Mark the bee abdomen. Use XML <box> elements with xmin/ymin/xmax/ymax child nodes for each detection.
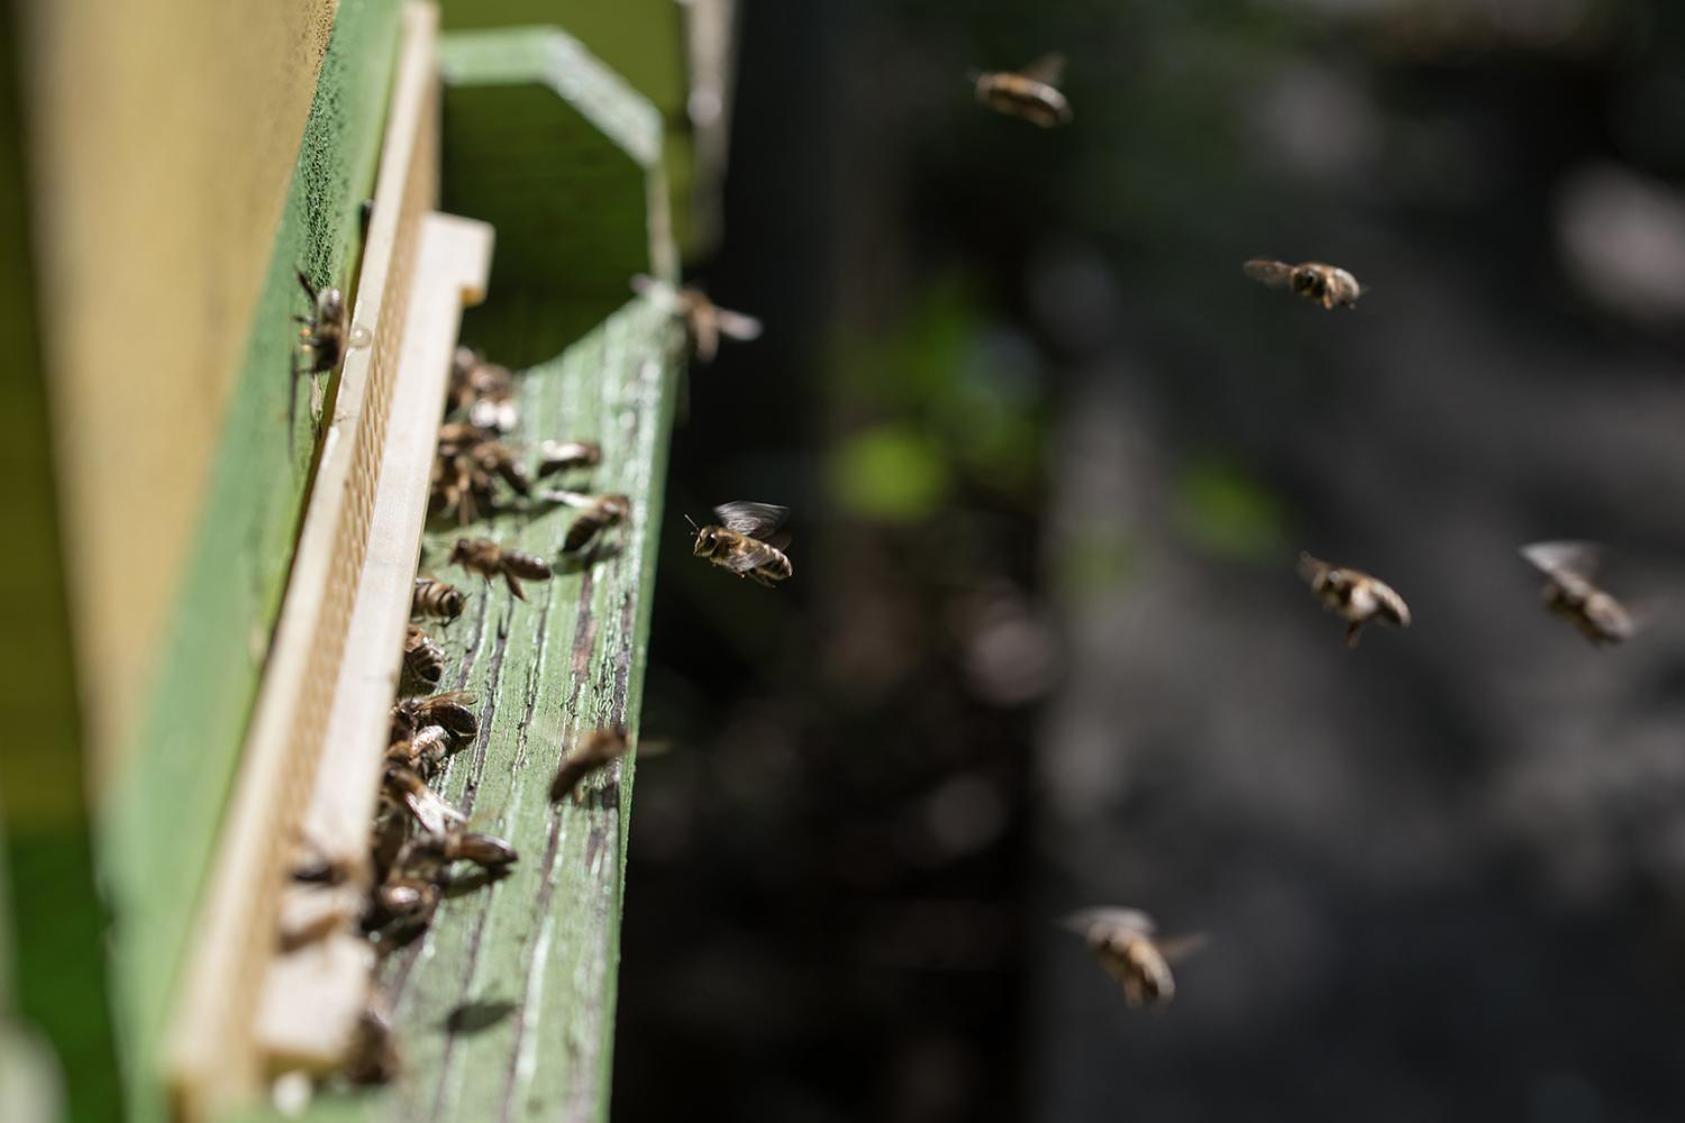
<box><xmin>502</xmin><ymin>550</ymin><xmax>552</xmax><ymax>580</ymax></box>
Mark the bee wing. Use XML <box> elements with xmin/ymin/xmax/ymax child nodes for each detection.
<box><xmin>1370</xmin><ymin>579</ymin><xmax>1411</xmax><ymax>627</ymax></box>
<box><xmin>1296</xmin><ymin>551</ymin><xmax>1329</xmax><ymax>586</ymax></box>
<box><xmin>1520</xmin><ymin>540</ymin><xmax>1602</xmax><ymax>580</ymax></box>
<box><xmin>1017</xmin><ymin>51</ymin><xmax>1067</xmax><ymax>86</ymax></box>
<box><xmin>721</xmin><ymin>540</ymin><xmax>784</xmax><ymax>575</ymax></box>
<box><xmin>1244</xmin><ymin>259</ymin><xmax>1295</xmax><ymax>289</ymax></box>
<box><xmin>713</xmin><ymin>501</ymin><xmax>790</xmax><ymax>541</ymax></box>
<box><xmin>763</xmin><ymin>529</ymin><xmax>794</xmax><ymax>552</ymax></box>
<box><xmin>1061</xmin><ymin>907</ymin><xmax>1156</xmax><ymax>939</ymax></box>
<box><xmin>713</xmin><ymin>308</ymin><xmax>763</xmax><ymax>342</ymax></box>
<box><xmin>347</xmin><ymin>324</ymin><xmax>373</xmax><ymax>350</ymax></box>
<box><xmin>1155</xmin><ymin>932</ymin><xmax>1210</xmax><ymax>964</ymax></box>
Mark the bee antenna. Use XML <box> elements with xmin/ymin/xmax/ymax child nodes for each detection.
<box><xmin>683</xmin><ymin>514</ymin><xmax>699</xmax><ymax>535</ymax></box>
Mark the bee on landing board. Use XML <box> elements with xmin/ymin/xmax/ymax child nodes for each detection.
<box><xmin>390</xmin><ymin>690</ymin><xmax>478</xmax><ymax>746</ymax></box>
<box><xmin>1520</xmin><ymin>541</ymin><xmax>1636</xmax><ymax>646</ymax></box>
<box><xmin>549</xmin><ymin>726</ymin><xmax>633</xmax><ymax>803</ymax></box>
<box><xmin>972</xmin><ymin>53</ymin><xmax>1073</xmax><ymax>128</ymax></box>
<box><xmin>536</xmin><ymin>439</ymin><xmax>602</xmax><ymax>479</ymax></box>
<box><xmin>447</xmin><ymin>346</ymin><xmax>519</xmax><ymax>432</ymax></box>
<box><xmin>631</xmin><ymin>275</ymin><xmax>763</xmax><ymax>363</ymax></box>
<box><xmin>1064</xmin><ymin>908</ymin><xmax>1206</xmax><ymax>1008</ymax></box>
<box><xmin>689</xmin><ymin>502</ymin><xmax>794</xmax><ymax>588</ymax></box>
<box><xmin>541</xmin><ymin>491</ymin><xmax>632</xmax><ymax>555</ymax></box>
<box><xmin>401</xmin><ymin>624</ymin><xmax>445</xmax><ymax>688</ymax></box>
<box><xmin>1298</xmin><ymin>552</ymin><xmax>1410</xmax><ymax>647</ymax></box>
<box><xmin>411</xmin><ymin>577</ymin><xmax>465</xmax><ymax>622</ymax></box>
<box><xmin>449</xmin><ymin>537</ymin><xmax>552</xmax><ymax>600</ymax></box>
<box><xmin>1243</xmin><ymin>259</ymin><xmax>1363</xmax><ymax>309</ymax></box>
<box><xmin>381</xmin><ymin>763</ymin><xmax>467</xmax><ymax>837</ymax></box>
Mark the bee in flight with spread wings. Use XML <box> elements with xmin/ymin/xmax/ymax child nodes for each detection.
<box><xmin>1243</xmin><ymin>258</ymin><xmax>1363</xmax><ymax>310</ymax></box>
<box><xmin>631</xmin><ymin>275</ymin><xmax>763</xmax><ymax>364</ymax></box>
<box><xmin>973</xmin><ymin>53</ymin><xmax>1073</xmax><ymax>128</ymax></box>
<box><xmin>1063</xmin><ymin>907</ymin><xmax>1206</xmax><ymax>1008</ymax></box>
<box><xmin>689</xmin><ymin>502</ymin><xmax>794</xmax><ymax>588</ymax></box>
<box><xmin>1298</xmin><ymin>552</ymin><xmax>1410</xmax><ymax>648</ymax></box>
<box><xmin>1519</xmin><ymin>541</ymin><xmax>1637</xmax><ymax>646</ymax></box>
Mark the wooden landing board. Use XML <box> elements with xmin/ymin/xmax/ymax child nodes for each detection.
<box><xmin>258</xmin><ymin>210</ymin><xmax>493</xmax><ymax>1075</ymax></box>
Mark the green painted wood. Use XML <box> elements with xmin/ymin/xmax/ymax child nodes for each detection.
<box><xmin>437</xmin><ymin>1</ymin><xmax>696</xmax><ymax>253</ymax></box>
<box><xmin>0</xmin><ymin>0</ymin><xmax>123</xmax><ymax>1117</ymax></box>
<box><xmin>439</xmin><ymin>27</ymin><xmax>673</xmax><ymax>366</ymax></box>
<box><xmin>101</xmin><ymin>3</ymin><xmax>403</xmax><ymax>1119</ymax></box>
<box><xmin>375</xmin><ymin>296</ymin><xmax>675</xmax><ymax>1122</ymax></box>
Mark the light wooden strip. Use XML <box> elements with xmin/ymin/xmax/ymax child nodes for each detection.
<box><xmin>255</xmin><ymin>212</ymin><xmax>493</xmax><ymax>1074</ymax></box>
<box><xmin>163</xmin><ymin>4</ymin><xmax>440</xmax><ymax>1118</ymax></box>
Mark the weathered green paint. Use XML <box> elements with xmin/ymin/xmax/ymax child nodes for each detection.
<box><xmin>0</xmin><ymin>0</ymin><xmax>123</xmax><ymax>1116</ymax></box>
<box><xmin>437</xmin><ymin>0</ymin><xmax>695</xmax><ymax>252</ymax></box>
<box><xmin>101</xmin><ymin>3</ymin><xmax>403</xmax><ymax>1118</ymax></box>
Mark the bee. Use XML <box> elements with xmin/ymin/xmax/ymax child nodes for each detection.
<box><xmin>1520</xmin><ymin>541</ymin><xmax>1636</xmax><ymax>646</ymax></box>
<box><xmin>542</xmin><ymin>491</ymin><xmax>632</xmax><ymax>555</ymax></box>
<box><xmin>1243</xmin><ymin>258</ymin><xmax>1363</xmax><ymax>310</ymax></box>
<box><xmin>406</xmin><ymin>827</ymin><xmax>519</xmax><ymax>871</ymax></box>
<box><xmin>401</xmin><ymin>624</ymin><xmax>446</xmax><ymax>688</ymax></box>
<box><xmin>385</xmin><ymin>724</ymin><xmax>455</xmax><ymax>777</ymax></box>
<box><xmin>632</xmin><ymin>275</ymin><xmax>763</xmax><ymax>363</ymax></box>
<box><xmin>382</xmin><ymin>763</ymin><xmax>467</xmax><ymax>836</ymax></box>
<box><xmin>344</xmin><ymin>1004</ymin><xmax>402</xmax><ymax>1085</ymax></box>
<box><xmin>1298</xmin><ymin>552</ymin><xmax>1409</xmax><ymax>648</ymax></box>
<box><xmin>449</xmin><ymin>537</ymin><xmax>553</xmax><ymax>600</ymax></box>
<box><xmin>689</xmin><ymin>501</ymin><xmax>794</xmax><ymax>587</ymax></box>
<box><xmin>536</xmin><ymin>439</ymin><xmax>602</xmax><ymax>479</ymax></box>
<box><xmin>549</xmin><ymin>726</ymin><xmax>633</xmax><ymax>802</ymax></box>
<box><xmin>412</xmin><ymin>577</ymin><xmax>465</xmax><ymax>622</ymax></box>
<box><xmin>293</xmin><ymin>269</ymin><xmax>370</xmax><ymax>374</ymax></box>
<box><xmin>447</xmin><ymin>347</ymin><xmax>519</xmax><ymax>432</ymax></box>
<box><xmin>390</xmin><ymin>691</ymin><xmax>479</xmax><ymax>746</ymax></box>
<box><xmin>972</xmin><ymin>53</ymin><xmax>1073</xmax><ymax>128</ymax></box>
<box><xmin>1064</xmin><ymin>908</ymin><xmax>1205</xmax><ymax>1008</ymax></box>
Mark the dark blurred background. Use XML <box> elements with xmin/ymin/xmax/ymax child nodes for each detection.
<box><xmin>617</xmin><ymin>1</ymin><xmax>1685</xmax><ymax>1119</ymax></box>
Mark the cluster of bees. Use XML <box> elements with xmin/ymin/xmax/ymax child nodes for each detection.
<box><xmin>975</xmin><ymin>55</ymin><xmax>1643</xmax><ymax>1006</ymax></box>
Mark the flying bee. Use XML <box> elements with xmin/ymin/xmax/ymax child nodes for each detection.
<box><xmin>1298</xmin><ymin>552</ymin><xmax>1410</xmax><ymax>648</ymax></box>
<box><xmin>972</xmin><ymin>53</ymin><xmax>1073</xmax><ymax>128</ymax></box>
<box><xmin>412</xmin><ymin>577</ymin><xmax>465</xmax><ymax>622</ymax></box>
<box><xmin>449</xmin><ymin>537</ymin><xmax>553</xmax><ymax>600</ymax></box>
<box><xmin>689</xmin><ymin>501</ymin><xmax>794</xmax><ymax>587</ymax></box>
<box><xmin>447</xmin><ymin>347</ymin><xmax>519</xmax><ymax>432</ymax></box>
<box><xmin>631</xmin><ymin>275</ymin><xmax>763</xmax><ymax>363</ymax></box>
<box><xmin>381</xmin><ymin>763</ymin><xmax>467</xmax><ymax>836</ymax></box>
<box><xmin>536</xmin><ymin>439</ymin><xmax>602</xmax><ymax>479</ymax></box>
<box><xmin>549</xmin><ymin>726</ymin><xmax>633</xmax><ymax>802</ymax></box>
<box><xmin>1063</xmin><ymin>908</ymin><xmax>1206</xmax><ymax>1008</ymax></box>
<box><xmin>545</xmin><ymin>491</ymin><xmax>632</xmax><ymax>555</ymax></box>
<box><xmin>391</xmin><ymin>690</ymin><xmax>479</xmax><ymax>745</ymax></box>
<box><xmin>401</xmin><ymin>624</ymin><xmax>445</xmax><ymax>688</ymax></box>
<box><xmin>1520</xmin><ymin>541</ymin><xmax>1636</xmax><ymax>646</ymax></box>
<box><xmin>1243</xmin><ymin>258</ymin><xmax>1363</xmax><ymax>310</ymax></box>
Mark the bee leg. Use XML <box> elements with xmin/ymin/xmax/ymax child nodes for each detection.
<box><xmin>1345</xmin><ymin>622</ymin><xmax>1363</xmax><ymax>648</ymax></box>
<box><xmin>504</xmin><ymin>572</ymin><xmax>526</xmax><ymax>601</ymax></box>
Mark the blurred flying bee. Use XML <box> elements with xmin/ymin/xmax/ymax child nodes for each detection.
<box><xmin>412</xmin><ymin>577</ymin><xmax>465</xmax><ymax>622</ymax></box>
<box><xmin>1520</xmin><ymin>541</ymin><xmax>1636</xmax><ymax>646</ymax></box>
<box><xmin>447</xmin><ymin>346</ymin><xmax>519</xmax><ymax>432</ymax></box>
<box><xmin>391</xmin><ymin>690</ymin><xmax>479</xmax><ymax>746</ymax></box>
<box><xmin>632</xmin><ymin>275</ymin><xmax>763</xmax><ymax>363</ymax></box>
<box><xmin>549</xmin><ymin>726</ymin><xmax>633</xmax><ymax>802</ymax></box>
<box><xmin>536</xmin><ymin>439</ymin><xmax>602</xmax><ymax>479</ymax></box>
<box><xmin>972</xmin><ymin>53</ymin><xmax>1073</xmax><ymax>128</ymax></box>
<box><xmin>689</xmin><ymin>501</ymin><xmax>794</xmax><ymax>587</ymax></box>
<box><xmin>449</xmin><ymin>537</ymin><xmax>553</xmax><ymax>600</ymax></box>
<box><xmin>545</xmin><ymin>491</ymin><xmax>632</xmax><ymax>555</ymax></box>
<box><xmin>1298</xmin><ymin>552</ymin><xmax>1410</xmax><ymax>648</ymax></box>
<box><xmin>401</xmin><ymin>625</ymin><xmax>445</xmax><ymax>688</ymax></box>
<box><xmin>382</xmin><ymin>763</ymin><xmax>467</xmax><ymax>836</ymax></box>
<box><xmin>1243</xmin><ymin>259</ymin><xmax>1363</xmax><ymax>310</ymax></box>
<box><xmin>1063</xmin><ymin>907</ymin><xmax>1206</xmax><ymax>1008</ymax></box>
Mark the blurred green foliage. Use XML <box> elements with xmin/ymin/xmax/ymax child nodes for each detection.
<box><xmin>1173</xmin><ymin>455</ymin><xmax>1287</xmax><ymax>560</ymax></box>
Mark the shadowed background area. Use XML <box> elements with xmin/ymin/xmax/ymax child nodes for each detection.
<box><xmin>619</xmin><ymin>1</ymin><xmax>1685</xmax><ymax>1120</ymax></box>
